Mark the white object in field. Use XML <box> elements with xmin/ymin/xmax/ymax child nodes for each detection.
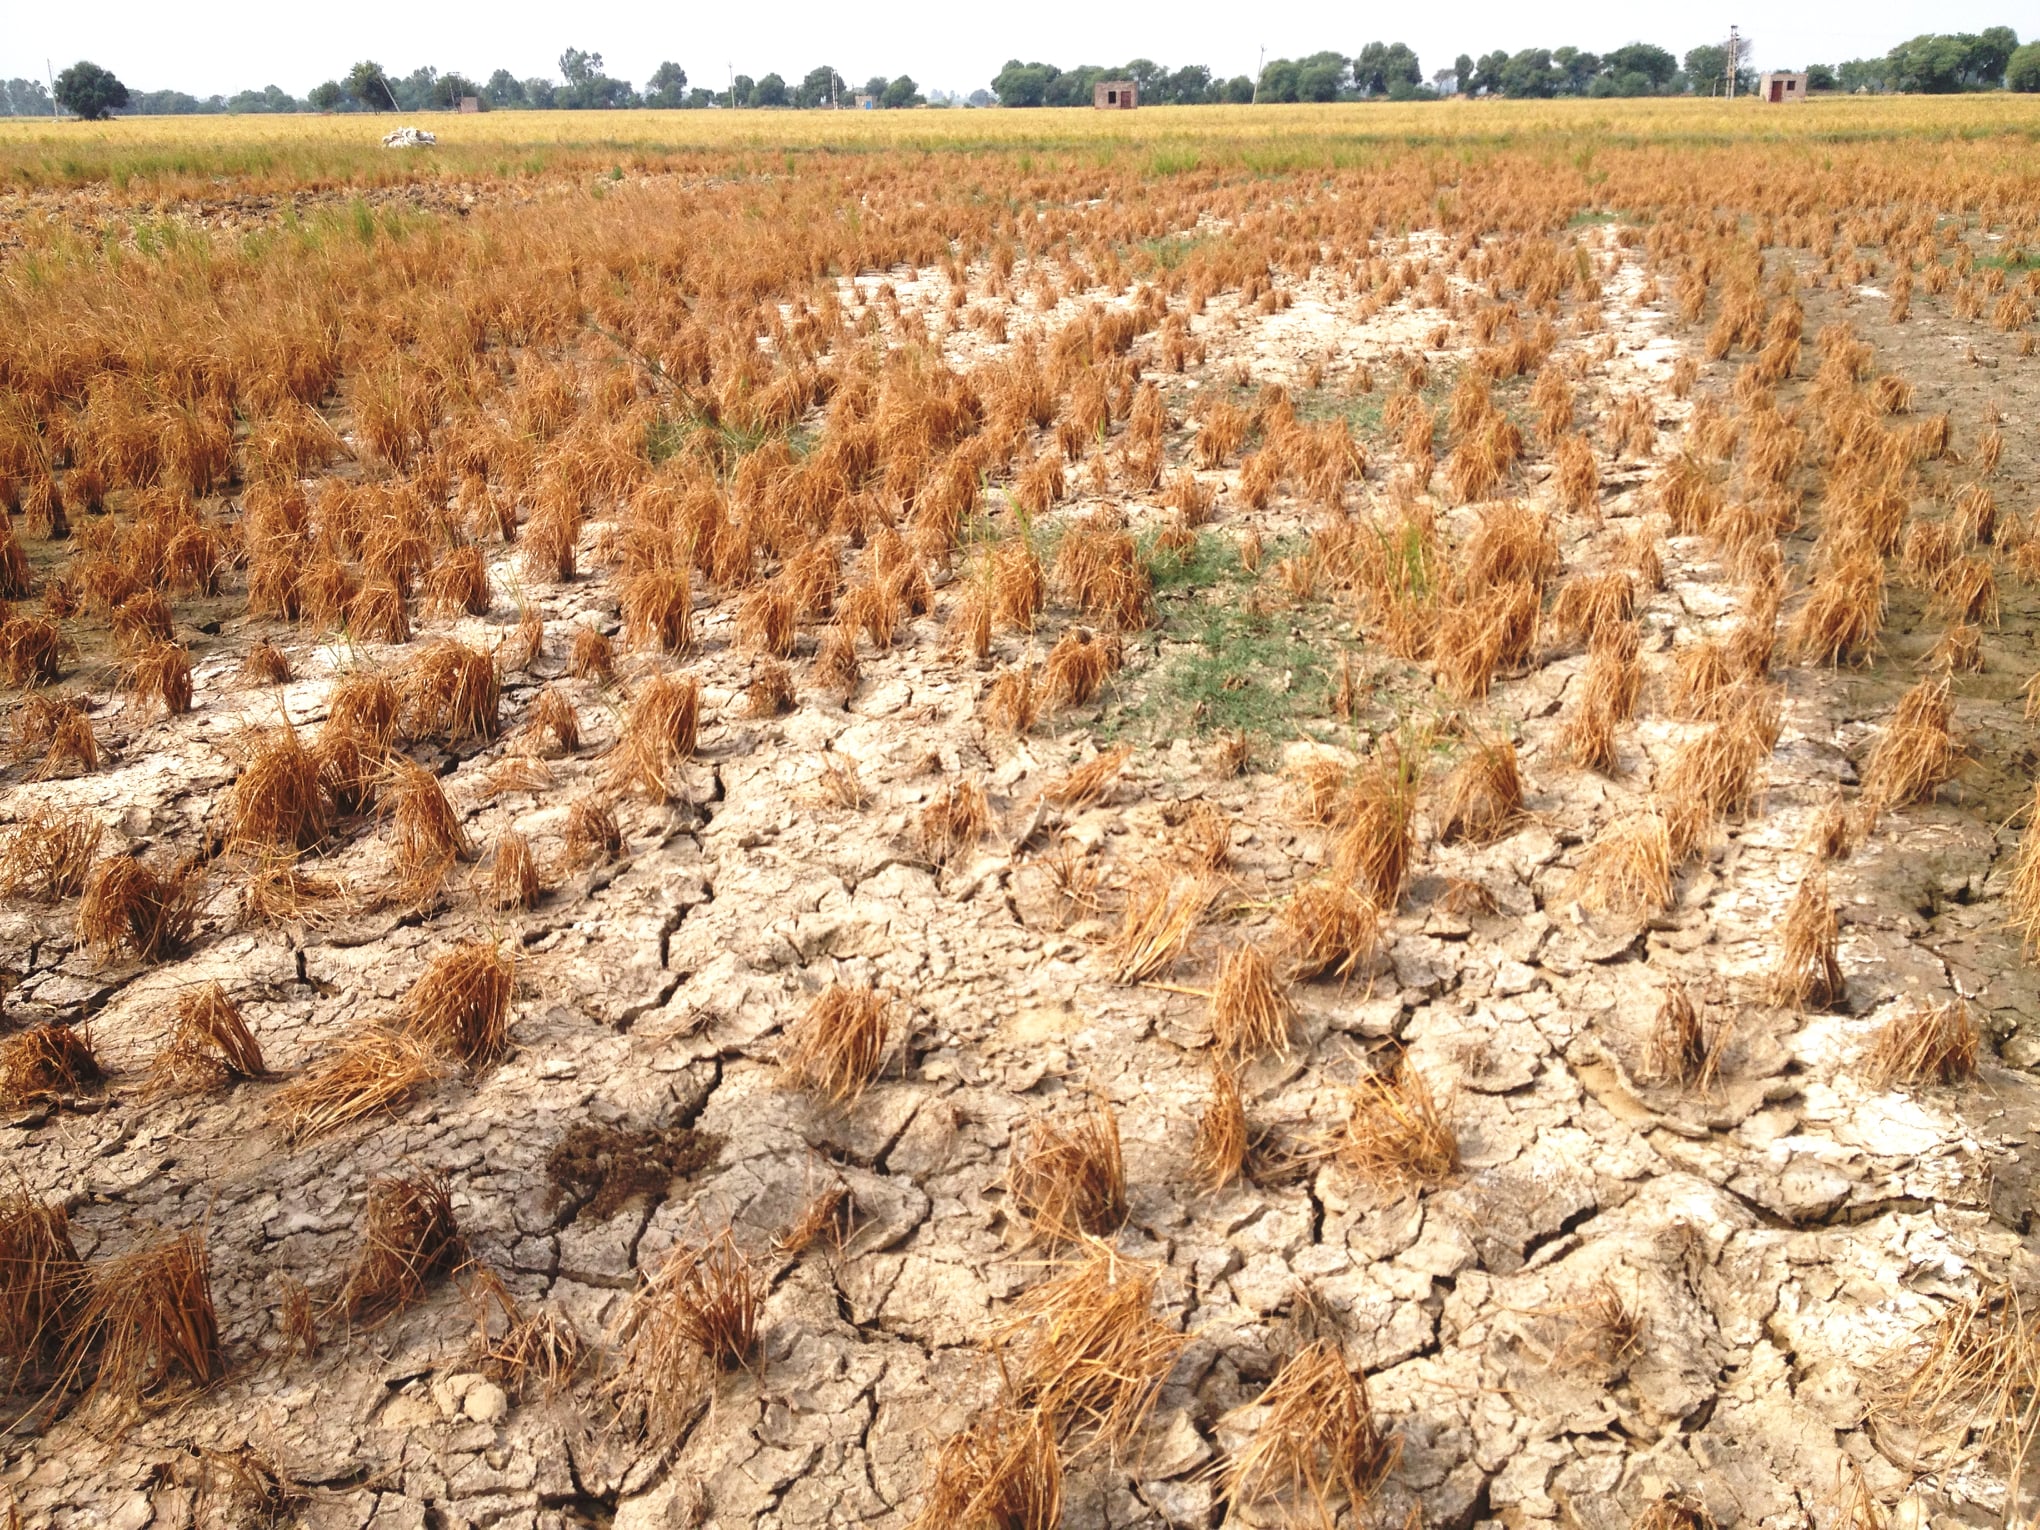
<box><xmin>381</xmin><ymin>126</ymin><xmax>438</xmax><ymax>148</ymax></box>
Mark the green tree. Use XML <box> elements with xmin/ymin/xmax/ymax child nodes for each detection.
<box><xmin>393</xmin><ymin>66</ymin><xmax>439</xmax><ymax>111</ymax></box>
<box><xmin>1970</xmin><ymin>27</ymin><xmax>2019</xmax><ymax>85</ymax></box>
<box><xmin>1257</xmin><ymin>59</ymin><xmax>1301</xmax><ymax>102</ymax></box>
<box><xmin>1123</xmin><ymin>59</ymin><xmax>1166</xmax><ymax>98</ymax></box>
<box><xmin>1683</xmin><ymin>44</ymin><xmax>1727</xmax><ymax>93</ymax></box>
<box><xmin>644</xmin><ymin>63</ymin><xmax>688</xmax><ymax>108</ymax></box>
<box><xmin>1498</xmin><ymin>49</ymin><xmax>1559</xmax><ymax>97</ymax></box>
<box><xmin>485</xmin><ymin>70</ymin><xmax>525</xmax><ymax>107</ymax></box>
<box><xmin>796</xmin><ymin>66</ymin><xmax>846</xmax><ymax>107</ymax></box>
<box><xmin>229</xmin><ymin>84</ymin><xmax>301</xmax><ymax>113</ymax></box>
<box><xmin>1354</xmin><ymin>41</ymin><xmax>1421</xmax><ymax>97</ymax></box>
<box><xmin>1297</xmin><ymin>51</ymin><xmax>1347</xmax><ymax>100</ymax></box>
<box><xmin>2009</xmin><ymin>41</ymin><xmax>2040</xmax><ymax>91</ymax></box>
<box><xmin>1221</xmin><ymin>74</ymin><xmax>1254</xmax><ymax>103</ymax></box>
<box><xmin>992</xmin><ymin>60</ymin><xmax>1056</xmax><ymax>107</ymax></box>
<box><xmin>1605</xmin><ymin>43</ymin><xmax>1677</xmax><ymax>90</ymax></box>
<box><xmin>345</xmin><ymin>61</ymin><xmax>397</xmax><ymax>111</ymax></box>
<box><xmin>1161</xmin><ymin>64</ymin><xmax>1214</xmax><ymax>103</ymax></box>
<box><xmin>1887</xmin><ymin>34</ymin><xmax>1971</xmax><ymax>92</ymax></box>
<box><xmin>555</xmin><ymin>48</ymin><xmax>634</xmax><ymax>107</ymax></box>
<box><xmin>1452</xmin><ymin>54</ymin><xmax>1475</xmax><ymax>94</ymax></box>
<box><xmin>308</xmin><ymin>80</ymin><xmax>345</xmax><ymax>112</ymax></box>
<box><xmin>2</xmin><ymin>78</ymin><xmax>53</xmax><ymax>116</ymax></box>
<box><xmin>1551</xmin><ymin>47</ymin><xmax>1601</xmax><ymax>94</ymax></box>
<box><xmin>881</xmin><ymin>75</ymin><xmax>921</xmax><ymax>108</ymax></box>
<box><xmin>732</xmin><ymin>74</ymin><xmax>756</xmax><ymax>106</ymax></box>
<box><xmin>54</xmin><ymin>60</ymin><xmax>129</xmax><ymax>120</ymax></box>
<box><xmin>752</xmin><ymin>73</ymin><xmax>788</xmax><ymax>107</ymax></box>
<box><xmin>1470</xmin><ymin>51</ymin><xmax>1508</xmax><ymax>96</ymax></box>
<box><xmin>1805</xmin><ymin>63</ymin><xmax>1838</xmax><ymax>91</ymax></box>
<box><xmin>1044</xmin><ymin>66</ymin><xmax>1104</xmax><ymax>106</ymax></box>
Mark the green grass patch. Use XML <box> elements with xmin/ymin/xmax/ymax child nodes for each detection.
<box><xmin>646</xmin><ymin>410</ymin><xmax>811</xmax><ymax>471</ymax></box>
<box><xmin>1143</xmin><ymin>528</ymin><xmax>1240</xmax><ymax>592</ymax></box>
<box><xmin>1113</xmin><ymin>601</ymin><xmax>1338</xmax><ymax>738</ymax></box>
<box><xmin>1137</xmin><ymin>231</ymin><xmax>1213</xmax><ymax>269</ymax></box>
<box><xmin>1092</xmin><ymin>528</ymin><xmax>1350</xmax><ymax>741</ymax></box>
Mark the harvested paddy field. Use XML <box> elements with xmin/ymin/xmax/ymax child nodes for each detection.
<box><xmin>3</xmin><ymin>98</ymin><xmax>2040</xmax><ymax>1530</ymax></box>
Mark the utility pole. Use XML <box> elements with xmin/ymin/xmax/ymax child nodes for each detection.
<box><xmin>727</xmin><ymin>63</ymin><xmax>735</xmax><ymax>110</ymax></box>
<box><xmin>1252</xmin><ymin>45</ymin><xmax>1264</xmax><ymax>103</ymax></box>
<box><xmin>1726</xmin><ymin>26</ymin><xmax>1740</xmax><ymax>100</ymax></box>
<box><xmin>47</xmin><ymin>59</ymin><xmax>59</xmax><ymax>118</ymax></box>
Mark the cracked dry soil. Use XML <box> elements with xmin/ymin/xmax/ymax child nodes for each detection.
<box><xmin>3</xmin><ymin>158</ymin><xmax>2040</xmax><ymax>1530</ymax></box>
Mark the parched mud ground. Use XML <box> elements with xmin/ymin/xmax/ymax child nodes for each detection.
<box><xmin>3</xmin><ymin>191</ymin><xmax>2039</xmax><ymax>1530</ymax></box>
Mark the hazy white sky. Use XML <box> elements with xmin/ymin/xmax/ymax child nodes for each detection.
<box><xmin>4</xmin><ymin>0</ymin><xmax>2017</xmax><ymax>98</ymax></box>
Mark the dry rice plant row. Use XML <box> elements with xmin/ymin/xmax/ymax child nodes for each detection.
<box><xmin>55</xmin><ymin>1231</ymin><xmax>223</xmax><ymax>1425</ymax></box>
<box><xmin>1109</xmin><ymin>870</ymin><xmax>1215</xmax><ymax>984</ymax></box>
<box><xmin>337</xmin><ymin>1173</ymin><xmax>465</xmax><ymax>1326</ymax></box>
<box><xmin>1865</xmin><ymin>999</ymin><xmax>1979</xmax><ymax>1088</ymax></box>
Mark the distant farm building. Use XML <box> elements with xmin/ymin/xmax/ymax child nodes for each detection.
<box><xmin>1758</xmin><ymin>71</ymin><xmax>1808</xmax><ymax>103</ymax></box>
<box><xmin>458</xmin><ymin>96</ymin><xmax>481</xmax><ymax>114</ymax></box>
<box><xmin>854</xmin><ymin>93</ymin><xmax>877</xmax><ymax>110</ymax></box>
<box><xmin>1094</xmin><ymin>80</ymin><xmax>1137</xmax><ymax>109</ymax></box>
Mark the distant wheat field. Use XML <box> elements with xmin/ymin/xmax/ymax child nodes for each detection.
<box><xmin>5</xmin><ymin>94</ymin><xmax>2040</xmax><ymax>197</ymax></box>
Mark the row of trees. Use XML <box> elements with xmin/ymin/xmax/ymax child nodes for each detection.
<box><xmin>0</xmin><ymin>77</ymin><xmax>52</xmax><ymax>116</ymax></box>
<box><xmin>989</xmin><ymin>46</ymin><xmax>1714</xmax><ymax>104</ymax></box>
<box><xmin>12</xmin><ymin>28</ymin><xmax>2040</xmax><ymax>120</ymax></box>
<box><xmin>0</xmin><ymin>54</ymin><xmax>929</xmax><ymax>119</ymax></box>
<box><xmin>998</xmin><ymin>30</ymin><xmax>2040</xmax><ymax>104</ymax></box>
<box><xmin>1828</xmin><ymin>31</ymin><xmax>2035</xmax><ymax>93</ymax></box>
<box><xmin>1452</xmin><ymin>45</ymin><xmax>1730</xmax><ymax>99</ymax></box>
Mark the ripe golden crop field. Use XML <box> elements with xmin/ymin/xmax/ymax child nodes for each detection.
<box><xmin>5</xmin><ymin>93</ymin><xmax>2040</xmax><ymax>198</ymax></box>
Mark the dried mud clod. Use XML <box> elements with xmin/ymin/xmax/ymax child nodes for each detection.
<box><xmin>544</xmin><ymin>1122</ymin><xmax>723</xmax><ymax>1223</ymax></box>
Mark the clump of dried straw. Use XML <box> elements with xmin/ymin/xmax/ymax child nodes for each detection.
<box><xmin>1279</xmin><ymin>880</ymin><xmax>1379</xmax><ymax>982</ymax></box>
<box><xmin>781</xmin><ymin>983</ymin><xmax>894</xmax><ymax>1103</ymax></box>
<box><xmin>77</xmin><ymin>855</ymin><xmax>198</xmax><ymax>963</ymax></box>
<box><xmin>1209</xmin><ymin>942</ymin><xmax>1292</xmax><ymax>1061</ymax></box>
<box><xmin>1340</xmin><ymin>1054</ymin><xmax>1458</xmax><ymax>1195</ymax></box>
<box><xmin>1865</xmin><ymin>999</ymin><xmax>1979</xmax><ymax>1088</ymax></box>
<box><xmin>58</xmin><ymin>1230</ymin><xmax>223</xmax><ymax>1424</ymax></box>
<box><xmin>338</xmin><ymin>1172</ymin><xmax>466</xmax><ymax>1325</ymax></box>
<box><xmin>1008</xmin><ymin>1103</ymin><xmax>1128</xmax><ymax>1243</ymax></box>
<box><xmin>0</xmin><ymin>808</ymin><xmax>102</xmax><ymax>901</ymax></box>
<box><xmin>1193</xmin><ymin>1063</ymin><xmax>1248</xmax><ymax>1193</ymax></box>
<box><xmin>986</xmin><ymin>1240</ymin><xmax>1187</xmax><ymax>1448</ymax></box>
<box><xmin>145</xmin><ymin>982</ymin><xmax>265</xmax><ymax>1097</ymax></box>
<box><xmin>403</xmin><ymin>942</ymin><xmax>514</xmax><ymax>1069</ymax></box>
<box><xmin>268</xmin><ymin>1027</ymin><xmax>440</xmax><ymax>1144</ymax></box>
<box><xmin>1223</xmin><ymin>1338</ymin><xmax>1398</xmax><ymax>1525</ymax></box>
<box><xmin>1771</xmin><ymin>867</ymin><xmax>1844</xmax><ymax>1011</ymax></box>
